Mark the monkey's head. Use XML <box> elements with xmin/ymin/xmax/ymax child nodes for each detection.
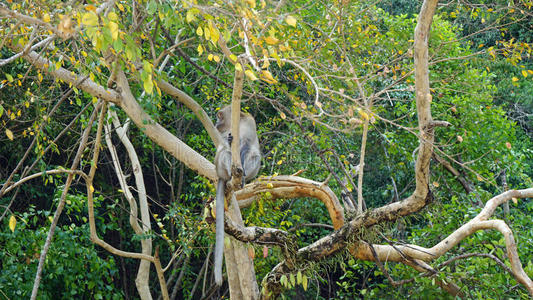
<box><xmin>215</xmin><ymin>105</ymin><xmax>254</xmax><ymax>133</ymax></box>
<box><xmin>215</xmin><ymin>106</ymin><xmax>231</xmax><ymax>133</ymax></box>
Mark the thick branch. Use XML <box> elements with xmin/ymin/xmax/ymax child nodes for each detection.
<box><xmin>224</xmin><ymin>216</ymin><xmax>289</xmax><ymax>247</ymax></box>
<box><xmin>114</xmin><ymin>68</ymin><xmax>217</xmax><ymax>180</ymax></box>
<box><xmin>23</xmin><ymin>51</ymin><xmax>120</xmax><ymax>103</ymax></box>
<box><xmin>236</xmin><ymin>175</ymin><xmax>345</xmax><ymax>230</ymax></box>
<box><xmin>18</xmin><ymin>48</ymin><xmax>216</xmax><ymax>181</ymax></box>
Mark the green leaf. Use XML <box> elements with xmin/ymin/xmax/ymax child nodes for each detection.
<box><xmin>147</xmin><ymin>0</ymin><xmax>157</xmax><ymax>15</ymax></box>
<box><xmin>280</xmin><ymin>275</ymin><xmax>287</xmax><ymax>287</ymax></box>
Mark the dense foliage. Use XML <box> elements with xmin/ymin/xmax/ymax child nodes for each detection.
<box><xmin>1</xmin><ymin>0</ymin><xmax>532</xmax><ymax>299</ymax></box>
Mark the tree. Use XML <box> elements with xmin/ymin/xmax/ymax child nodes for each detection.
<box><xmin>1</xmin><ymin>0</ymin><xmax>532</xmax><ymax>299</ymax></box>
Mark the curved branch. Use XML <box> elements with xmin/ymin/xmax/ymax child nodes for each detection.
<box><xmin>2</xmin><ymin>169</ymin><xmax>87</xmax><ymax>195</ymax></box>
<box><xmin>16</xmin><ymin>47</ymin><xmax>217</xmax><ymax>181</ymax></box>
<box><xmin>236</xmin><ymin>175</ymin><xmax>345</xmax><ymax>230</ymax></box>
<box><xmin>86</xmin><ymin>103</ymin><xmax>155</xmax><ymax>263</ymax></box>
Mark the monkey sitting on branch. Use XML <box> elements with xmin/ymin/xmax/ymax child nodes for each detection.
<box><xmin>213</xmin><ymin>105</ymin><xmax>261</xmax><ymax>286</ymax></box>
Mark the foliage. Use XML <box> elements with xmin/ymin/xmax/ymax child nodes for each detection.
<box><xmin>0</xmin><ymin>0</ymin><xmax>532</xmax><ymax>299</ymax></box>
<box><xmin>0</xmin><ymin>207</ymin><xmax>123</xmax><ymax>299</ymax></box>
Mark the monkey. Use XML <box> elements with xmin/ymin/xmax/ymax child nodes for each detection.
<box><xmin>213</xmin><ymin>105</ymin><xmax>261</xmax><ymax>286</ymax></box>
<box><xmin>216</xmin><ymin>105</ymin><xmax>261</xmax><ymax>181</ymax></box>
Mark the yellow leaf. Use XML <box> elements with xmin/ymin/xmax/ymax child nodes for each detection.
<box><xmin>208</xmin><ymin>53</ymin><xmax>213</xmax><ymax>61</ymax></box>
<box><xmin>213</xmin><ymin>55</ymin><xmax>220</xmax><ymax>63</ymax></box>
<box><xmin>5</xmin><ymin>129</ymin><xmax>14</xmax><ymax>140</ymax></box>
<box><xmin>266</xmin><ymin>183</ymin><xmax>274</xmax><ymax>188</ymax></box>
<box><xmin>280</xmin><ymin>112</ymin><xmax>286</xmax><ymax>119</ymax></box>
<box><xmin>285</xmin><ymin>15</ymin><xmax>297</xmax><ymax>27</ymax></box>
<box><xmin>246</xmin><ymin>0</ymin><xmax>256</xmax><ymax>8</ymax></box>
<box><xmin>209</xmin><ymin>24</ymin><xmax>219</xmax><ymax>43</ymax></box>
<box><xmin>229</xmin><ymin>54</ymin><xmax>238</xmax><ymax>63</ymax></box>
<box><xmin>43</xmin><ymin>13</ymin><xmax>51</xmax><ymax>23</ymax></box>
<box><xmin>82</xmin><ymin>12</ymin><xmax>98</xmax><ymax>26</ymax></box>
<box><xmin>359</xmin><ymin>110</ymin><xmax>369</xmax><ymax>120</ymax></box>
<box><xmin>521</xmin><ymin>70</ymin><xmax>528</xmax><ymax>78</ymax></box>
<box><xmin>245</xmin><ymin>69</ymin><xmax>258</xmax><ymax>81</ymax></box>
<box><xmin>204</xmin><ymin>26</ymin><xmax>210</xmax><ymax>40</ymax></box>
<box><xmin>85</xmin><ymin>4</ymin><xmax>97</xmax><ymax>12</ymax></box>
<box><xmin>89</xmin><ymin>185</ymin><xmax>95</xmax><ymax>193</ymax></box>
<box><xmin>512</xmin><ymin>197</ymin><xmax>518</xmax><ymax>204</ymax></box>
<box><xmin>262</xmin><ymin>55</ymin><xmax>270</xmax><ymax>69</ymax></box>
<box><xmin>117</xmin><ymin>3</ymin><xmax>125</xmax><ymax>11</ymax></box>
<box><xmin>9</xmin><ymin>215</ymin><xmax>16</xmax><ymax>232</ymax></box>
<box><xmin>235</xmin><ymin>63</ymin><xmax>243</xmax><ymax>72</ymax></box>
<box><xmin>260</xmin><ymin>70</ymin><xmax>277</xmax><ymax>84</ymax></box>
<box><xmin>186</xmin><ymin>9</ymin><xmax>196</xmax><ymax>23</ymax></box>
<box><xmin>196</xmin><ymin>26</ymin><xmax>203</xmax><ymax>36</ymax></box>
<box><xmin>109</xmin><ymin>21</ymin><xmax>119</xmax><ymax>40</ymax></box>
<box><xmin>197</xmin><ymin>44</ymin><xmax>203</xmax><ymax>56</ymax></box>
<box><xmin>512</xmin><ymin>77</ymin><xmax>519</xmax><ymax>82</ymax></box>
<box><xmin>277</xmin><ymin>160</ymin><xmax>283</xmax><ymax>165</ymax></box>
<box><xmin>108</xmin><ymin>12</ymin><xmax>118</xmax><ymax>21</ymax></box>
<box><xmin>265</xmin><ymin>36</ymin><xmax>279</xmax><ymax>45</ymax></box>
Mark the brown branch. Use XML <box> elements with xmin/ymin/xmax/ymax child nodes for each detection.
<box><xmin>21</xmin><ymin>50</ymin><xmax>120</xmax><ymax>103</ymax></box>
<box><xmin>236</xmin><ymin>175</ymin><xmax>345</xmax><ymax>230</ymax></box>
<box><xmin>154</xmin><ymin>248</ymin><xmax>170</xmax><ymax>300</ymax></box>
<box><xmin>224</xmin><ymin>215</ymin><xmax>289</xmax><ymax>248</ymax></box>
<box><xmin>86</xmin><ymin>103</ymin><xmax>155</xmax><ymax>262</ymax></box>
<box><xmin>433</xmin><ymin>152</ymin><xmax>475</xmax><ymax>195</ymax></box>
<box><xmin>30</xmin><ymin>101</ymin><xmax>102</xmax><ymax>300</ymax></box>
<box><xmin>0</xmin><ymin>5</ymin><xmax>63</xmax><ymax>37</ymax></box>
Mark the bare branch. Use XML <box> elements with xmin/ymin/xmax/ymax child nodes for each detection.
<box><xmin>30</xmin><ymin>101</ymin><xmax>103</xmax><ymax>300</ymax></box>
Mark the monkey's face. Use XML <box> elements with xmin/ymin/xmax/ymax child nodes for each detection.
<box><xmin>215</xmin><ymin>113</ymin><xmax>225</xmax><ymax>132</ymax></box>
<box><xmin>215</xmin><ymin>108</ymin><xmax>231</xmax><ymax>133</ymax></box>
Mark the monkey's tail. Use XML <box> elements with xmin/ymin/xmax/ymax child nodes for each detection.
<box><xmin>214</xmin><ymin>180</ymin><xmax>225</xmax><ymax>286</ymax></box>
